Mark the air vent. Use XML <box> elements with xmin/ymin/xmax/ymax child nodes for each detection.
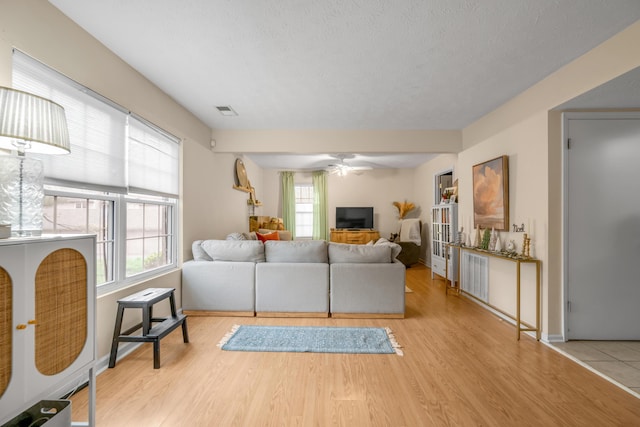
<box><xmin>215</xmin><ymin>105</ymin><xmax>238</xmax><ymax>116</ymax></box>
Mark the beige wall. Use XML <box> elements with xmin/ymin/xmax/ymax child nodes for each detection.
<box><xmin>212</xmin><ymin>129</ymin><xmax>462</xmax><ymax>154</ymax></box>
<box><xmin>459</xmin><ymin>20</ymin><xmax>640</xmax><ymax>339</ymax></box>
<box><xmin>259</xmin><ymin>168</ymin><xmax>416</xmax><ymax>241</ymax></box>
<box><xmin>0</xmin><ymin>0</ymin><xmax>213</xmax><ymax>361</ymax></box>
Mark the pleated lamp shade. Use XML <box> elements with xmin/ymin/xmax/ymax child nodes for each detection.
<box><xmin>0</xmin><ymin>86</ymin><xmax>70</xmax><ymax>154</ymax></box>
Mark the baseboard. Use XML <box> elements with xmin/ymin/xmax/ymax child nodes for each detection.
<box><xmin>256</xmin><ymin>311</ymin><xmax>329</xmax><ymax>318</ymax></box>
<box><xmin>331</xmin><ymin>313</ymin><xmax>405</xmax><ymax>319</ymax></box>
<box><xmin>543</xmin><ymin>333</ymin><xmax>565</xmax><ymax>343</ymax></box>
<box><xmin>184</xmin><ymin>310</ymin><xmax>255</xmax><ymax>317</ymax></box>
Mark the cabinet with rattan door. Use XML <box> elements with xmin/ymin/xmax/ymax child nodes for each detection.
<box><xmin>0</xmin><ymin>235</ymin><xmax>96</xmax><ymax>426</ymax></box>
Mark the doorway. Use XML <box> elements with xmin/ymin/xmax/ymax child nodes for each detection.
<box><xmin>564</xmin><ymin>112</ymin><xmax>640</xmax><ymax>340</ymax></box>
<box><xmin>434</xmin><ymin>169</ymin><xmax>453</xmax><ymax>205</ymax></box>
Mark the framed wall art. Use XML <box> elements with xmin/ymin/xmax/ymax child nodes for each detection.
<box><xmin>472</xmin><ymin>155</ymin><xmax>509</xmax><ymax>230</ymax></box>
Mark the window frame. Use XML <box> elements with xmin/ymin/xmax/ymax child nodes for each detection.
<box><xmin>294</xmin><ymin>184</ymin><xmax>314</xmax><ymax>239</ymax></box>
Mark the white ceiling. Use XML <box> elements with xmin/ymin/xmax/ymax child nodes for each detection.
<box><xmin>48</xmin><ymin>0</ymin><xmax>640</xmax><ymax>169</ymax></box>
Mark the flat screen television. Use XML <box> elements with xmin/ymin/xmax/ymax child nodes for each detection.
<box><xmin>336</xmin><ymin>207</ymin><xmax>374</xmax><ymax>229</ymax></box>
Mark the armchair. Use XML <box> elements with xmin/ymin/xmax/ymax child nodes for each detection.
<box><xmin>396</xmin><ymin>219</ymin><xmax>422</xmax><ymax>266</ymax></box>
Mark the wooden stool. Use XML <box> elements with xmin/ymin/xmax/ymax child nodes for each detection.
<box><xmin>108</xmin><ymin>287</ymin><xmax>189</xmax><ymax>369</ymax></box>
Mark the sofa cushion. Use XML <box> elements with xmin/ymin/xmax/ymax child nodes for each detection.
<box><xmin>256</xmin><ymin>231</ymin><xmax>280</xmax><ymax>242</ymax></box>
<box><xmin>328</xmin><ymin>242</ymin><xmax>393</xmax><ymax>264</ymax></box>
<box><xmin>200</xmin><ymin>240</ymin><xmax>265</xmax><ymax>262</ymax></box>
<box><xmin>192</xmin><ymin>240</ymin><xmax>212</xmax><ymax>261</ymax></box>
<box><xmin>374</xmin><ymin>238</ymin><xmax>402</xmax><ymax>260</ymax></box>
<box><xmin>264</xmin><ymin>240</ymin><xmax>328</xmax><ymax>263</ymax></box>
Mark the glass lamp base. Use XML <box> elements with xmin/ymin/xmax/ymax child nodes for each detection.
<box><xmin>0</xmin><ymin>155</ymin><xmax>44</xmax><ymax>237</ymax></box>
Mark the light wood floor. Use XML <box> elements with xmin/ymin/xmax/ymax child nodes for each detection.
<box><xmin>71</xmin><ymin>264</ymin><xmax>640</xmax><ymax>426</ymax></box>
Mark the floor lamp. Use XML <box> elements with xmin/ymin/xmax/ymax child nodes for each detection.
<box><xmin>0</xmin><ymin>86</ymin><xmax>70</xmax><ymax>237</ymax></box>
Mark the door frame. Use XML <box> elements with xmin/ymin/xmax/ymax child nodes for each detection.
<box><xmin>433</xmin><ymin>167</ymin><xmax>454</xmax><ymax>205</ymax></box>
<box><xmin>561</xmin><ymin>111</ymin><xmax>640</xmax><ymax>340</ymax></box>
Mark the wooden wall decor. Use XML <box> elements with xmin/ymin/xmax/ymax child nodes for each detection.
<box><xmin>35</xmin><ymin>248</ymin><xmax>87</xmax><ymax>376</ymax></box>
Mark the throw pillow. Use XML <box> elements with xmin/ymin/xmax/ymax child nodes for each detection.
<box><xmin>264</xmin><ymin>240</ymin><xmax>328</xmax><ymax>263</ymax></box>
<box><xmin>200</xmin><ymin>240</ymin><xmax>265</xmax><ymax>262</ymax></box>
<box><xmin>256</xmin><ymin>231</ymin><xmax>280</xmax><ymax>243</ymax></box>
<box><xmin>226</xmin><ymin>232</ymin><xmax>246</xmax><ymax>240</ymax></box>
<box><xmin>328</xmin><ymin>242</ymin><xmax>392</xmax><ymax>263</ymax></box>
<box><xmin>374</xmin><ymin>238</ymin><xmax>403</xmax><ymax>260</ymax></box>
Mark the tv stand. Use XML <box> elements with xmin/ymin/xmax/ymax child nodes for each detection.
<box><xmin>330</xmin><ymin>229</ymin><xmax>380</xmax><ymax>245</ymax></box>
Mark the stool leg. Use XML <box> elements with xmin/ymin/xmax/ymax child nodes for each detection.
<box><xmin>169</xmin><ymin>292</ymin><xmax>178</xmax><ymax>316</ymax></box>
<box><xmin>182</xmin><ymin>318</ymin><xmax>189</xmax><ymax>343</ymax></box>
<box><xmin>153</xmin><ymin>339</ymin><xmax>160</xmax><ymax>369</ymax></box>
<box><xmin>108</xmin><ymin>305</ymin><xmax>125</xmax><ymax>368</ymax></box>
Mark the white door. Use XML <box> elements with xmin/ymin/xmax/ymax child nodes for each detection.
<box><xmin>566</xmin><ymin>113</ymin><xmax>640</xmax><ymax>339</ymax></box>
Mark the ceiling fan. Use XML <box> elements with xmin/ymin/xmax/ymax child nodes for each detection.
<box><xmin>326</xmin><ymin>154</ymin><xmax>373</xmax><ymax>176</ymax></box>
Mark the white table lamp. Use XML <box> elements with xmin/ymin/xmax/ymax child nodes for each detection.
<box><xmin>0</xmin><ymin>86</ymin><xmax>70</xmax><ymax>236</ymax></box>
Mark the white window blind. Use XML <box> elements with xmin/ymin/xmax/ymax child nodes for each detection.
<box><xmin>12</xmin><ymin>50</ymin><xmax>128</xmax><ymax>193</ymax></box>
<box><xmin>12</xmin><ymin>50</ymin><xmax>180</xmax><ymax>198</ymax></box>
<box><xmin>128</xmin><ymin>115</ymin><xmax>180</xmax><ymax>198</ymax></box>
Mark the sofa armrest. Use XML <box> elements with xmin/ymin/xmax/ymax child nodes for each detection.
<box><xmin>182</xmin><ymin>260</ymin><xmax>255</xmax><ymax>312</ymax></box>
<box><xmin>330</xmin><ymin>262</ymin><xmax>405</xmax><ymax>315</ymax></box>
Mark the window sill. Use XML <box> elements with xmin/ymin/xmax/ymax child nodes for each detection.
<box><xmin>97</xmin><ymin>266</ymin><xmax>180</xmax><ymax>298</ymax></box>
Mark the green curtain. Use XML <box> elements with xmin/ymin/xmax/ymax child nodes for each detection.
<box><xmin>280</xmin><ymin>171</ymin><xmax>296</xmax><ymax>239</ymax></box>
<box><xmin>312</xmin><ymin>170</ymin><xmax>329</xmax><ymax>241</ymax></box>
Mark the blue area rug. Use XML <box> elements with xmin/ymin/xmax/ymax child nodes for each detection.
<box><xmin>218</xmin><ymin>325</ymin><xmax>403</xmax><ymax>356</ymax></box>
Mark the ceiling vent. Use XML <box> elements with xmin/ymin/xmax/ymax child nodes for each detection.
<box><xmin>215</xmin><ymin>105</ymin><xmax>238</xmax><ymax>116</ymax></box>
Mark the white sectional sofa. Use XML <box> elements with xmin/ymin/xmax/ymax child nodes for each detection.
<box><xmin>181</xmin><ymin>239</ymin><xmax>405</xmax><ymax>318</ymax></box>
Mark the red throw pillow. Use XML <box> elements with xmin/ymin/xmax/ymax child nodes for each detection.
<box><xmin>256</xmin><ymin>231</ymin><xmax>279</xmax><ymax>242</ymax></box>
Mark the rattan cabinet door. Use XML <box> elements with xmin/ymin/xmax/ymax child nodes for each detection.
<box><xmin>34</xmin><ymin>248</ymin><xmax>87</xmax><ymax>375</ymax></box>
<box><xmin>0</xmin><ymin>267</ymin><xmax>11</xmax><ymax>400</ymax></box>
<box><xmin>0</xmin><ymin>244</ymin><xmax>28</xmax><ymax>419</ymax></box>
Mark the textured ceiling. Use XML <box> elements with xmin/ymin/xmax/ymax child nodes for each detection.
<box><xmin>47</xmin><ymin>0</ymin><xmax>640</xmax><ymax>168</ymax></box>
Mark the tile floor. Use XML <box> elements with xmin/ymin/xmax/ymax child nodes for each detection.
<box><xmin>551</xmin><ymin>341</ymin><xmax>640</xmax><ymax>395</ymax></box>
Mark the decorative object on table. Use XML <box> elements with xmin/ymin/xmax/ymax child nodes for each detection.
<box><xmin>0</xmin><ymin>224</ymin><xmax>10</xmax><ymax>239</ymax></box>
<box><xmin>494</xmin><ymin>234</ymin><xmax>502</xmax><ymax>251</ymax></box>
<box><xmin>521</xmin><ymin>233</ymin><xmax>531</xmax><ymax>258</ymax></box>
<box><xmin>392</xmin><ymin>200</ymin><xmax>415</xmax><ymax>219</ymax></box>
<box><xmin>465</xmin><ymin>231</ymin><xmax>472</xmax><ymax>247</ymax></box>
<box><xmin>473</xmin><ymin>155</ymin><xmax>509</xmax><ymax>230</ymax></box>
<box><xmin>506</xmin><ymin>239</ymin><xmax>517</xmax><ymax>253</ymax></box>
<box><xmin>456</xmin><ymin>227</ymin><xmax>464</xmax><ymax>246</ymax></box>
<box><xmin>489</xmin><ymin>227</ymin><xmax>497</xmax><ymax>251</ymax></box>
<box><xmin>480</xmin><ymin>228</ymin><xmax>491</xmax><ymax>250</ymax></box>
<box><xmin>473</xmin><ymin>224</ymin><xmax>481</xmax><ymax>247</ymax></box>
<box><xmin>512</xmin><ymin>223</ymin><xmax>525</xmax><ymax>232</ymax></box>
<box><xmin>218</xmin><ymin>325</ymin><xmax>403</xmax><ymax>356</ymax></box>
<box><xmin>0</xmin><ymin>87</ymin><xmax>71</xmax><ymax>236</ymax></box>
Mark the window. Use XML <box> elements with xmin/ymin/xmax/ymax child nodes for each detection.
<box><xmin>43</xmin><ymin>189</ymin><xmax>115</xmax><ymax>285</ymax></box>
<box><xmin>13</xmin><ymin>50</ymin><xmax>179</xmax><ymax>294</ymax></box>
<box><xmin>125</xmin><ymin>197</ymin><xmax>173</xmax><ymax>276</ymax></box>
<box><xmin>295</xmin><ymin>185</ymin><xmax>314</xmax><ymax>238</ymax></box>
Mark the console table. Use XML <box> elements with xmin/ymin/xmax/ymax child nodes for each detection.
<box><xmin>446</xmin><ymin>244</ymin><xmax>541</xmax><ymax>341</ymax></box>
<box><xmin>330</xmin><ymin>229</ymin><xmax>380</xmax><ymax>244</ymax></box>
